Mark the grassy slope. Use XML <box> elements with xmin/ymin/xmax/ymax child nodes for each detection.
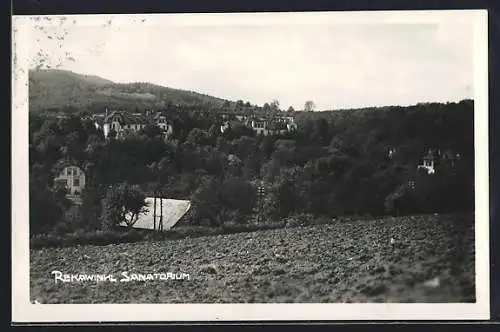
<box><xmin>28</xmin><ymin>69</ymin><xmax>231</xmax><ymax>112</ymax></box>
<box><xmin>30</xmin><ymin>214</ymin><xmax>475</xmax><ymax>303</ymax></box>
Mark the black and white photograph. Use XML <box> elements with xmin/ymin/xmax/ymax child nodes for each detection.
<box><xmin>12</xmin><ymin>10</ymin><xmax>489</xmax><ymax>322</ymax></box>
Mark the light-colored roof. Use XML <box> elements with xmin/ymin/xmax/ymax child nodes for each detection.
<box><xmin>119</xmin><ymin>198</ymin><xmax>191</xmax><ymax>231</ymax></box>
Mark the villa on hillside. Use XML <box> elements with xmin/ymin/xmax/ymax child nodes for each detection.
<box><xmin>220</xmin><ymin>121</ymin><xmax>232</xmax><ymax>134</ymax></box>
<box><xmin>220</xmin><ymin>113</ymin><xmax>297</xmax><ymax>136</ymax></box>
<box><xmin>418</xmin><ymin>151</ymin><xmax>436</xmax><ymax>174</ymax></box>
<box><xmin>250</xmin><ymin>118</ymin><xmax>269</xmax><ymax>135</ymax></box>
<box><xmin>249</xmin><ymin>115</ymin><xmax>297</xmax><ymax>135</ymax></box>
<box><xmin>54</xmin><ymin>165</ymin><xmax>86</xmax><ymax>196</ymax></box>
<box><xmin>154</xmin><ymin>112</ymin><xmax>173</xmax><ymax>135</ymax></box>
<box><xmin>417</xmin><ymin>148</ymin><xmax>461</xmax><ymax>175</ymax></box>
<box><xmin>286</xmin><ymin>122</ymin><xmax>298</xmax><ymax>132</ymax></box>
<box><xmin>95</xmin><ymin>110</ymin><xmax>173</xmax><ymax>139</ymax></box>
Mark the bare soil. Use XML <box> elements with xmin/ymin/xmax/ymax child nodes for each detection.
<box><xmin>30</xmin><ymin>214</ymin><xmax>475</xmax><ymax>303</ymax></box>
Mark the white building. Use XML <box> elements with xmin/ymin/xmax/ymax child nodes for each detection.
<box><xmin>417</xmin><ymin>151</ymin><xmax>436</xmax><ymax>174</ymax></box>
<box><xmin>251</xmin><ymin>119</ymin><xmax>269</xmax><ymax>136</ymax></box>
<box><xmin>154</xmin><ymin>113</ymin><xmax>174</xmax><ymax>137</ymax></box>
<box><xmin>99</xmin><ymin>110</ymin><xmax>173</xmax><ymax>139</ymax></box>
<box><xmin>286</xmin><ymin>122</ymin><xmax>298</xmax><ymax>132</ymax></box>
<box><xmin>220</xmin><ymin>121</ymin><xmax>231</xmax><ymax>133</ymax></box>
<box><xmin>54</xmin><ymin>165</ymin><xmax>86</xmax><ymax>195</ymax></box>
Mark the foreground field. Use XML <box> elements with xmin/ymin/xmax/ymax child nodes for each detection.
<box><xmin>30</xmin><ymin>214</ymin><xmax>475</xmax><ymax>303</ymax></box>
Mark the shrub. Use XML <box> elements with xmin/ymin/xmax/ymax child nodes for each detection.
<box><xmin>52</xmin><ymin>221</ymin><xmax>71</xmax><ymax>235</ymax></box>
<box><xmin>61</xmin><ymin>204</ymin><xmax>83</xmax><ymax>232</ymax></box>
<box><xmin>30</xmin><ymin>229</ymin><xmax>145</xmax><ymax>249</ymax></box>
<box><xmin>101</xmin><ymin>183</ymin><xmax>148</xmax><ymax>230</ymax></box>
<box><xmin>311</xmin><ymin>216</ymin><xmax>334</xmax><ymax>225</ymax></box>
<box><xmin>79</xmin><ymin>186</ymin><xmax>106</xmax><ymax>231</ymax></box>
<box><xmin>284</xmin><ymin>213</ymin><xmax>315</xmax><ymax>227</ymax></box>
<box><xmin>190</xmin><ymin>178</ymin><xmax>256</xmax><ymax>226</ymax></box>
<box><xmin>29</xmin><ymin>179</ymin><xmax>67</xmax><ymax>234</ymax></box>
<box><xmin>30</xmin><ymin>233</ymin><xmax>63</xmax><ymax>249</ymax></box>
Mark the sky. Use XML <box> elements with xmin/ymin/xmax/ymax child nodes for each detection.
<box><xmin>21</xmin><ymin>12</ymin><xmax>476</xmax><ymax>111</ymax></box>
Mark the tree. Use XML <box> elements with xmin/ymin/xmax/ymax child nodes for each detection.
<box><xmin>304</xmin><ymin>100</ymin><xmax>316</xmax><ymax>112</ymax></box>
<box><xmin>107</xmin><ymin>128</ymin><xmax>117</xmax><ymax>139</ymax></box>
<box><xmin>186</xmin><ymin>128</ymin><xmax>209</xmax><ymax>146</ymax></box>
<box><xmin>79</xmin><ymin>185</ymin><xmax>107</xmax><ymax>231</ymax></box>
<box><xmin>235</xmin><ymin>100</ymin><xmax>245</xmax><ymax>111</ymax></box>
<box><xmin>101</xmin><ymin>183</ymin><xmax>148</xmax><ymax>230</ymax></box>
<box><xmin>208</xmin><ymin>124</ymin><xmax>220</xmax><ymax>143</ymax></box>
<box><xmin>29</xmin><ymin>177</ymin><xmax>68</xmax><ymax>234</ymax></box>
<box><xmin>222</xmin><ymin>123</ymin><xmax>255</xmax><ymax>140</ymax></box>
<box><xmin>139</xmin><ymin>124</ymin><xmax>165</xmax><ymax>140</ymax></box>
<box><xmin>287</xmin><ymin>106</ymin><xmax>295</xmax><ymax>112</ymax></box>
<box><xmin>232</xmin><ymin>136</ymin><xmax>256</xmax><ymax>160</ymax></box>
<box><xmin>191</xmin><ymin>178</ymin><xmax>257</xmax><ymax>225</ymax></box>
<box><xmin>270</xmin><ymin>100</ymin><xmax>280</xmax><ymax>112</ymax></box>
<box><xmin>273</xmin><ymin>139</ymin><xmax>296</xmax><ymax>165</ymax></box>
<box><xmin>263</xmin><ymin>103</ymin><xmax>271</xmax><ymax>113</ymax></box>
<box><xmin>311</xmin><ymin>118</ymin><xmax>331</xmax><ymax>146</ymax></box>
<box><xmin>60</xmin><ymin>131</ymin><xmax>84</xmax><ymax>162</ymax></box>
<box><xmin>190</xmin><ymin>179</ymin><xmax>226</xmax><ymax>226</ymax></box>
<box><xmin>219</xmin><ymin>178</ymin><xmax>257</xmax><ymax>217</ymax></box>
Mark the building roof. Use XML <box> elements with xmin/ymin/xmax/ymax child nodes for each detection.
<box><xmin>422</xmin><ymin>154</ymin><xmax>435</xmax><ymax>161</ymax></box>
<box><xmin>104</xmin><ymin>110</ymin><xmax>150</xmax><ymax>125</ymax></box>
<box><xmin>266</xmin><ymin>120</ymin><xmax>288</xmax><ymax>131</ymax></box>
<box><xmin>119</xmin><ymin>198</ymin><xmax>191</xmax><ymax>231</ymax></box>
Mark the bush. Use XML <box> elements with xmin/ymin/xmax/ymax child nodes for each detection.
<box><xmin>62</xmin><ymin>205</ymin><xmax>83</xmax><ymax>231</ymax></box>
<box><xmin>310</xmin><ymin>216</ymin><xmax>334</xmax><ymax>225</ymax></box>
<box><xmin>284</xmin><ymin>213</ymin><xmax>315</xmax><ymax>227</ymax></box>
<box><xmin>52</xmin><ymin>221</ymin><xmax>71</xmax><ymax>235</ymax></box>
<box><xmin>30</xmin><ymin>229</ymin><xmax>144</xmax><ymax>249</ymax></box>
<box><xmin>30</xmin><ymin>233</ymin><xmax>64</xmax><ymax>248</ymax></box>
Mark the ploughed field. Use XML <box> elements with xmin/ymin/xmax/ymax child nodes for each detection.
<box><xmin>30</xmin><ymin>214</ymin><xmax>475</xmax><ymax>303</ymax></box>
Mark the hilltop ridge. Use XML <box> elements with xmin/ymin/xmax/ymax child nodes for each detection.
<box><xmin>28</xmin><ymin>69</ymin><xmax>234</xmax><ymax>113</ymax></box>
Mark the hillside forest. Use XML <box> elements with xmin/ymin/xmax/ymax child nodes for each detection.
<box><xmin>29</xmin><ymin>99</ymin><xmax>474</xmax><ymax>238</ymax></box>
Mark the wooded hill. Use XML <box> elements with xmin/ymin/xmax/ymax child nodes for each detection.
<box><xmin>28</xmin><ymin>69</ymin><xmax>236</xmax><ymax>114</ymax></box>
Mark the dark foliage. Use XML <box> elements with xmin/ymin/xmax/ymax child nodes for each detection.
<box><xmin>29</xmin><ymin>99</ymin><xmax>474</xmax><ymax>238</ymax></box>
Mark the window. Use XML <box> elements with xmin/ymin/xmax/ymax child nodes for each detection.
<box><xmin>73</xmin><ymin>178</ymin><xmax>80</xmax><ymax>187</ymax></box>
<box><xmin>55</xmin><ymin>179</ymin><xmax>68</xmax><ymax>187</ymax></box>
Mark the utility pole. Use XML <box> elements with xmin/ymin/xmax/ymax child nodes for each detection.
<box><xmin>257</xmin><ymin>181</ymin><xmax>266</xmax><ymax>223</ymax></box>
<box><xmin>159</xmin><ymin>188</ymin><xmax>163</xmax><ymax>231</ymax></box>
<box><xmin>153</xmin><ymin>193</ymin><xmax>157</xmax><ymax>231</ymax></box>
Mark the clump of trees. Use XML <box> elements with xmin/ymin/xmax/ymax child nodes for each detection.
<box><xmin>29</xmin><ymin>99</ymin><xmax>474</xmax><ymax>238</ymax></box>
<box><xmin>190</xmin><ymin>178</ymin><xmax>257</xmax><ymax>226</ymax></box>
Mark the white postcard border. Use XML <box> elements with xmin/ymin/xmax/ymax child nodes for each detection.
<box><xmin>11</xmin><ymin>10</ymin><xmax>490</xmax><ymax>322</ymax></box>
